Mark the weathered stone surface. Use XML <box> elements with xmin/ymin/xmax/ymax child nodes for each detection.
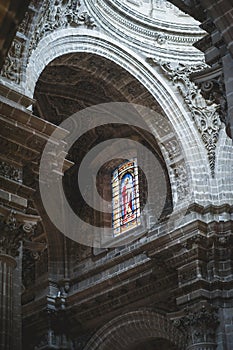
<box><xmin>0</xmin><ymin>1</ymin><xmax>233</xmax><ymax>349</ymax></box>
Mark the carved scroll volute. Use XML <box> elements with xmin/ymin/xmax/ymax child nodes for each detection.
<box><xmin>0</xmin><ymin>211</ymin><xmax>38</xmax><ymax>258</ymax></box>
<box><xmin>174</xmin><ymin>303</ymin><xmax>219</xmax><ymax>350</ymax></box>
<box><xmin>147</xmin><ymin>59</ymin><xmax>222</xmax><ymax>177</ymax></box>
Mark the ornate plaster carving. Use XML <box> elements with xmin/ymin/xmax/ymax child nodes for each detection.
<box><xmin>0</xmin><ymin>161</ymin><xmax>22</xmax><ymax>183</ymax></box>
<box><xmin>172</xmin><ymin>161</ymin><xmax>189</xmax><ymax>201</ymax></box>
<box><xmin>198</xmin><ymin>73</ymin><xmax>227</xmax><ymax>125</ymax></box>
<box><xmin>1</xmin><ymin>0</ymin><xmax>96</xmax><ymax>85</ymax></box>
<box><xmin>0</xmin><ymin>211</ymin><xmax>37</xmax><ymax>257</ymax></box>
<box><xmin>89</xmin><ymin>0</ymin><xmax>202</xmax><ymax>45</ymax></box>
<box><xmin>162</xmin><ymin>137</ymin><xmax>181</xmax><ymax>161</ymax></box>
<box><xmin>175</xmin><ymin>304</ymin><xmax>219</xmax><ymax>348</ymax></box>
<box><xmin>148</xmin><ymin>59</ymin><xmax>222</xmax><ymax>177</ymax></box>
<box><xmin>1</xmin><ymin>38</ymin><xmax>24</xmax><ymax>83</ymax></box>
<box><xmin>29</xmin><ymin>0</ymin><xmax>96</xmax><ymax>57</ymax></box>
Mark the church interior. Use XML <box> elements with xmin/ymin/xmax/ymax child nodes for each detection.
<box><xmin>0</xmin><ymin>0</ymin><xmax>233</xmax><ymax>349</ymax></box>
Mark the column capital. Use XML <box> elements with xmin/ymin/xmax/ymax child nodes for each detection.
<box><xmin>0</xmin><ymin>253</ymin><xmax>17</xmax><ymax>268</ymax></box>
<box><xmin>0</xmin><ymin>210</ymin><xmax>38</xmax><ymax>258</ymax></box>
<box><xmin>175</xmin><ymin>303</ymin><xmax>219</xmax><ymax>350</ymax></box>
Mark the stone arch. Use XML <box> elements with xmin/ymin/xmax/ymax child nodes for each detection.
<box><xmin>83</xmin><ymin>310</ymin><xmax>185</xmax><ymax>350</ymax></box>
<box><xmin>25</xmin><ymin>28</ymin><xmax>212</xmax><ymax>206</ymax></box>
<box><xmin>25</xmin><ymin>29</ymin><xmax>198</xmax><ymax>154</ymax></box>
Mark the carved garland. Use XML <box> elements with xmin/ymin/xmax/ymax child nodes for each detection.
<box><xmin>1</xmin><ymin>0</ymin><xmax>96</xmax><ymax>84</ymax></box>
<box><xmin>29</xmin><ymin>0</ymin><xmax>96</xmax><ymax>57</ymax></box>
<box><xmin>147</xmin><ymin>59</ymin><xmax>222</xmax><ymax>177</ymax></box>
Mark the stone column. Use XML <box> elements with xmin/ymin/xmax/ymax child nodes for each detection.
<box><xmin>0</xmin><ymin>211</ymin><xmax>36</xmax><ymax>350</ymax></box>
<box><xmin>178</xmin><ymin>304</ymin><xmax>219</xmax><ymax>350</ymax></box>
<box><xmin>0</xmin><ymin>253</ymin><xmax>16</xmax><ymax>350</ymax></box>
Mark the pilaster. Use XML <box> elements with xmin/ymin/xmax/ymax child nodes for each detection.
<box><xmin>0</xmin><ymin>211</ymin><xmax>36</xmax><ymax>349</ymax></box>
<box><xmin>0</xmin><ymin>253</ymin><xmax>16</xmax><ymax>350</ymax></box>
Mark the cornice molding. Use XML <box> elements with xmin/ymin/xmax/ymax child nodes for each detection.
<box><xmin>85</xmin><ymin>0</ymin><xmax>205</xmax><ymax>59</ymax></box>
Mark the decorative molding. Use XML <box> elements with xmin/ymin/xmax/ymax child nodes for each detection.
<box><xmin>0</xmin><ymin>161</ymin><xmax>23</xmax><ymax>183</ymax></box>
<box><xmin>0</xmin><ymin>211</ymin><xmax>37</xmax><ymax>257</ymax></box>
<box><xmin>90</xmin><ymin>0</ymin><xmax>203</xmax><ymax>42</ymax></box>
<box><xmin>175</xmin><ymin>304</ymin><xmax>219</xmax><ymax>348</ymax></box>
<box><xmin>28</xmin><ymin>0</ymin><xmax>96</xmax><ymax>59</ymax></box>
<box><xmin>1</xmin><ymin>0</ymin><xmax>96</xmax><ymax>85</ymax></box>
<box><xmin>148</xmin><ymin>59</ymin><xmax>222</xmax><ymax>177</ymax></box>
<box><xmin>33</xmin><ymin>288</ymin><xmax>73</xmax><ymax>350</ymax></box>
<box><xmin>172</xmin><ymin>161</ymin><xmax>190</xmax><ymax>201</ymax></box>
<box><xmin>83</xmin><ymin>310</ymin><xmax>185</xmax><ymax>350</ymax></box>
<box><xmin>197</xmin><ymin>73</ymin><xmax>227</xmax><ymax>126</ymax></box>
<box><xmin>1</xmin><ymin>38</ymin><xmax>24</xmax><ymax>83</ymax></box>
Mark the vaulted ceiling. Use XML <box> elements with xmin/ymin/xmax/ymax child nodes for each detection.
<box><xmin>33</xmin><ymin>52</ymin><xmax>164</xmax><ymax>125</ymax></box>
<box><xmin>33</xmin><ymin>52</ymin><xmax>173</xmax><ymax>228</ymax></box>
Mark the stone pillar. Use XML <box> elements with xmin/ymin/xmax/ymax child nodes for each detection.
<box><xmin>0</xmin><ymin>253</ymin><xmax>16</xmax><ymax>350</ymax></box>
<box><xmin>178</xmin><ymin>304</ymin><xmax>219</xmax><ymax>350</ymax></box>
<box><xmin>34</xmin><ymin>282</ymin><xmax>73</xmax><ymax>350</ymax></box>
<box><xmin>0</xmin><ymin>211</ymin><xmax>36</xmax><ymax>350</ymax></box>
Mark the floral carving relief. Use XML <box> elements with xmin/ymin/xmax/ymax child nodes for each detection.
<box><xmin>172</xmin><ymin>161</ymin><xmax>189</xmax><ymax>201</ymax></box>
<box><xmin>1</xmin><ymin>0</ymin><xmax>96</xmax><ymax>84</ymax></box>
<box><xmin>29</xmin><ymin>0</ymin><xmax>96</xmax><ymax>55</ymax></box>
<box><xmin>148</xmin><ymin>59</ymin><xmax>222</xmax><ymax>177</ymax></box>
<box><xmin>1</xmin><ymin>39</ymin><xmax>23</xmax><ymax>83</ymax></box>
<box><xmin>174</xmin><ymin>304</ymin><xmax>219</xmax><ymax>347</ymax></box>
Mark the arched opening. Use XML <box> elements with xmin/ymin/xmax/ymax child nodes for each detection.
<box><xmin>33</xmin><ymin>52</ymin><xmax>165</xmax><ymax>123</ymax></box>
<box><xmin>83</xmin><ymin>310</ymin><xmax>185</xmax><ymax>350</ymax></box>
<box><xmin>32</xmin><ymin>52</ymin><xmax>173</xmax><ymax>246</ymax></box>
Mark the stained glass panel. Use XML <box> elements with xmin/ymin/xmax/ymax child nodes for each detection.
<box><xmin>112</xmin><ymin>159</ymin><xmax>140</xmax><ymax>235</ymax></box>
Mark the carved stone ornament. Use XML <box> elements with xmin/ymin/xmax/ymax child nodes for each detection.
<box><xmin>174</xmin><ymin>304</ymin><xmax>219</xmax><ymax>348</ymax></box>
<box><xmin>33</xmin><ymin>293</ymin><xmax>74</xmax><ymax>349</ymax></box>
<box><xmin>147</xmin><ymin>59</ymin><xmax>222</xmax><ymax>177</ymax></box>
<box><xmin>1</xmin><ymin>38</ymin><xmax>23</xmax><ymax>83</ymax></box>
<box><xmin>0</xmin><ymin>161</ymin><xmax>22</xmax><ymax>183</ymax></box>
<box><xmin>198</xmin><ymin>75</ymin><xmax>227</xmax><ymax>126</ymax></box>
<box><xmin>0</xmin><ymin>211</ymin><xmax>36</xmax><ymax>257</ymax></box>
<box><xmin>29</xmin><ymin>0</ymin><xmax>96</xmax><ymax>57</ymax></box>
<box><xmin>1</xmin><ymin>0</ymin><xmax>96</xmax><ymax>84</ymax></box>
<box><xmin>173</xmin><ymin>161</ymin><xmax>189</xmax><ymax>201</ymax></box>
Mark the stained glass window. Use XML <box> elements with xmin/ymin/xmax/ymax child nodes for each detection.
<box><xmin>112</xmin><ymin>159</ymin><xmax>140</xmax><ymax>235</ymax></box>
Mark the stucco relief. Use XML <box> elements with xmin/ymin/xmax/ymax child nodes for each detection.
<box><xmin>122</xmin><ymin>0</ymin><xmax>189</xmax><ymax>19</ymax></box>
<box><xmin>148</xmin><ymin>58</ymin><xmax>222</xmax><ymax>177</ymax></box>
<box><xmin>0</xmin><ymin>0</ymin><xmax>96</xmax><ymax>85</ymax></box>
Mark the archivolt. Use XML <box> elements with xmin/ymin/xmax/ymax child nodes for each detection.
<box><xmin>25</xmin><ymin>28</ymin><xmax>213</xmax><ymax>208</ymax></box>
<box><xmin>83</xmin><ymin>309</ymin><xmax>185</xmax><ymax>350</ymax></box>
